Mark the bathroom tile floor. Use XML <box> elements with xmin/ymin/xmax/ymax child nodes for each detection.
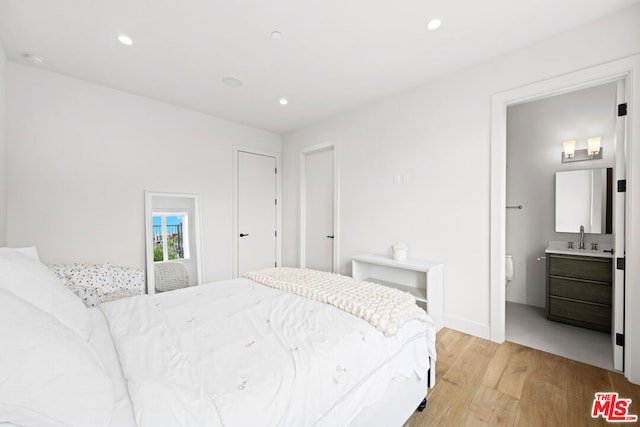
<box><xmin>506</xmin><ymin>301</ymin><xmax>613</xmax><ymax>371</ymax></box>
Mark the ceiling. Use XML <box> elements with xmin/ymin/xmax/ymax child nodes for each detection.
<box><xmin>0</xmin><ymin>0</ymin><xmax>638</xmax><ymax>134</ymax></box>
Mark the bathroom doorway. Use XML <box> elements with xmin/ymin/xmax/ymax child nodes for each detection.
<box><xmin>489</xmin><ymin>58</ymin><xmax>635</xmax><ymax>374</ymax></box>
<box><xmin>504</xmin><ymin>83</ymin><xmax>619</xmax><ymax>370</ymax></box>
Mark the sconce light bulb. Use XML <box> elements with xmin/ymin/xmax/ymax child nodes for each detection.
<box><xmin>563</xmin><ymin>140</ymin><xmax>576</xmax><ymax>159</ymax></box>
<box><xmin>588</xmin><ymin>136</ymin><xmax>601</xmax><ymax>156</ymax></box>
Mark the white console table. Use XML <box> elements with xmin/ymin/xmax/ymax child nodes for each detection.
<box><xmin>352</xmin><ymin>253</ymin><xmax>444</xmax><ymax>331</ymax></box>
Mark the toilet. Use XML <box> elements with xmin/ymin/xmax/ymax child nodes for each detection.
<box><xmin>505</xmin><ymin>255</ymin><xmax>514</xmax><ymax>284</ymax></box>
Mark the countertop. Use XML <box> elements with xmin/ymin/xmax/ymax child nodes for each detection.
<box><xmin>545</xmin><ymin>240</ymin><xmax>613</xmax><ymax>259</ymax></box>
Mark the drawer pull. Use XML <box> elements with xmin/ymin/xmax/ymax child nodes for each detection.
<box><xmin>549</xmin><ymin>275</ymin><xmax>611</xmax><ymax>285</ymax></box>
<box><xmin>549</xmin><ymin>295</ymin><xmax>610</xmax><ymax>308</ymax></box>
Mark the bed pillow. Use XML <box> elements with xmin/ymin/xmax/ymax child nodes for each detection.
<box><xmin>10</xmin><ymin>246</ymin><xmax>41</xmax><ymax>261</ymax></box>
<box><xmin>0</xmin><ymin>289</ymin><xmax>115</xmax><ymax>426</ymax></box>
<box><xmin>0</xmin><ymin>248</ymin><xmax>92</xmax><ymax>340</ymax></box>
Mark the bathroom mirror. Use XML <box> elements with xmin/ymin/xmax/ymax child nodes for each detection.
<box><xmin>144</xmin><ymin>191</ymin><xmax>203</xmax><ymax>294</ymax></box>
<box><xmin>555</xmin><ymin>168</ymin><xmax>612</xmax><ymax>234</ymax></box>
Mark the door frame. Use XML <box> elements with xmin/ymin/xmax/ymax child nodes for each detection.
<box><xmin>613</xmin><ymin>78</ymin><xmax>627</xmax><ymax>371</ymax></box>
<box><xmin>490</xmin><ymin>56</ymin><xmax>639</xmax><ymax>377</ymax></box>
<box><xmin>232</xmin><ymin>146</ymin><xmax>281</xmax><ymax>278</ymax></box>
<box><xmin>299</xmin><ymin>141</ymin><xmax>340</xmax><ymax>273</ymax></box>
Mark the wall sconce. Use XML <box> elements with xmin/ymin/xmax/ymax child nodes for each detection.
<box><xmin>562</xmin><ymin>137</ymin><xmax>603</xmax><ymax>163</ymax></box>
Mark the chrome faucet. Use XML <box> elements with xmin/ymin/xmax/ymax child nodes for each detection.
<box><xmin>579</xmin><ymin>225</ymin><xmax>585</xmax><ymax>249</ymax></box>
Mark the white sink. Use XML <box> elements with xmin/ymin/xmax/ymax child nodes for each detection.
<box><xmin>545</xmin><ymin>240</ymin><xmax>613</xmax><ymax>258</ymax></box>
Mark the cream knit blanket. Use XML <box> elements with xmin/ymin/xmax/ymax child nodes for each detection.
<box><xmin>243</xmin><ymin>267</ymin><xmax>432</xmax><ymax>336</ymax></box>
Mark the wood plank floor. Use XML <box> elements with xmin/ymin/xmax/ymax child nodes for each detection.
<box><xmin>404</xmin><ymin>328</ymin><xmax>640</xmax><ymax>426</ymax></box>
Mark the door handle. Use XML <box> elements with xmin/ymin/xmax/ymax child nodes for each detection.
<box><xmin>239</xmin><ymin>233</ymin><xmax>249</xmax><ymax>237</ymax></box>
<box><xmin>326</xmin><ymin>235</ymin><xmax>334</xmax><ymax>239</ymax></box>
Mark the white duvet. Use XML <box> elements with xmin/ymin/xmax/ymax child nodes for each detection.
<box><xmin>100</xmin><ymin>278</ymin><xmax>434</xmax><ymax>427</ymax></box>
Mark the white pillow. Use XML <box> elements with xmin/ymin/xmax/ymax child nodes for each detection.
<box><xmin>10</xmin><ymin>246</ymin><xmax>40</xmax><ymax>261</ymax></box>
<box><xmin>0</xmin><ymin>289</ymin><xmax>115</xmax><ymax>426</ymax></box>
<box><xmin>0</xmin><ymin>248</ymin><xmax>92</xmax><ymax>340</ymax></box>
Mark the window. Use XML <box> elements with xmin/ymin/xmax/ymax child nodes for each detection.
<box><xmin>152</xmin><ymin>213</ymin><xmax>189</xmax><ymax>262</ymax></box>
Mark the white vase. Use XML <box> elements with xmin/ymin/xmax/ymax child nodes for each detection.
<box><xmin>393</xmin><ymin>248</ymin><xmax>407</xmax><ymax>261</ymax></box>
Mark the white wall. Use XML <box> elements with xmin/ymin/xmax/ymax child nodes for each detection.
<box><xmin>6</xmin><ymin>64</ymin><xmax>281</xmax><ymax>281</ymax></box>
<box><xmin>281</xmin><ymin>5</ymin><xmax>640</xmax><ymax>340</ymax></box>
<box><xmin>506</xmin><ymin>83</ymin><xmax>617</xmax><ymax>307</ymax></box>
<box><xmin>0</xmin><ymin>41</ymin><xmax>7</xmax><ymax>246</ymax></box>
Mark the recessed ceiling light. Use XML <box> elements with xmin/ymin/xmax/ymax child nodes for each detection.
<box><xmin>271</xmin><ymin>31</ymin><xmax>282</xmax><ymax>39</ymax></box>
<box><xmin>427</xmin><ymin>18</ymin><xmax>441</xmax><ymax>31</ymax></box>
<box><xmin>222</xmin><ymin>77</ymin><xmax>244</xmax><ymax>88</ymax></box>
<box><xmin>118</xmin><ymin>34</ymin><xmax>133</xmax><ymax>46</ymax></box>
<box><xmin>279</xmin><ymin>98</ymin><xmax>289</xmax><ymax>106</ymax></box>
<box><xmin>24</xmin><ymin>53</ymin><xmax>45</xmax><ymax>65</ymax></box>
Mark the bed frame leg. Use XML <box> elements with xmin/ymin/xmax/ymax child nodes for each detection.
<box><xmin>417</xmin><ymin>397</ymin><xmax>427</xmax><ymax>412</ymax></box>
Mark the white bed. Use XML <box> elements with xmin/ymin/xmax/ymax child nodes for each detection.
<box><xmin>0</xmin><ymin>248</ymin><xmax>435</xmax><ymax>427</ymax></box>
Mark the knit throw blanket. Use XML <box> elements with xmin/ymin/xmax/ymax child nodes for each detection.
<box><xmin>243</xmin><ymin>267</ymin><xmax>432</xmax><ymax>336</ymax></box>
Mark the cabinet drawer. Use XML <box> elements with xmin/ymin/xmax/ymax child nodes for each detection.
<box><xmin>548</xmin><ymin>255</ymin><xmax>612</xmax><ymax>282</ymax></box>
<box><xmin>549</xmin><ymin>277</ymin><xmax>611</xmax><ymax>305</ymax></box>
<box><xmin>548</xmin><ymin>297</ymin><xmax>610</xmax><ymax>331</ymax></box>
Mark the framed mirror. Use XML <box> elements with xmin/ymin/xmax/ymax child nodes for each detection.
<box><xmin>144</xmin><ymin>191</ymin><xmax>203</xmax><ymax>294</ymax></box>
<box><xmin>555</xmin><ymin>168</ymin><xmax>612</xmax><ymax>234</ymax></box>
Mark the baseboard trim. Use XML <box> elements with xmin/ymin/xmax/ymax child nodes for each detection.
<box><xmin>444</xmin><ymin>315</ymin><xmax>491</xmax><ymax>340</ymax></box>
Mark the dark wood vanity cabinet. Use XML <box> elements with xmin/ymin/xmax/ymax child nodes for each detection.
<box><xmin>546</xmin><ymin>253</ymin><xmax>612</xmax><ymax>332</ymax></box>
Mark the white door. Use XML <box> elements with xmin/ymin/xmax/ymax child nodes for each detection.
<box><xmin>303</xmin><ymin>147</ymin><xmax>334</xmax><ymax>272</ymax></box>
<box><xmin>612</xmin><ymin>80</ymin><xmax>627</xmax><ymax>372</ymax></box>
<box><xmin>238</xmin><ymin>151</ymin><xmax>277</xmax><ymax>274</ymax></box>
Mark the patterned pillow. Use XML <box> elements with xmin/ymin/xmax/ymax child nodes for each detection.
<box><xmin>65</xmin><ymin>283</ymin><xmax>106</xmax><ymax>307</ymax></box>
<box><xmin>49</xmin><ymin>263</ymin><xmax>145</xmax><ymax>306</ymax></box>
<box><xmin>101</xmin><ymin>290</ymin><xmax>142</xmax><ymax>304</ymax></box>
<box><xmin>109</xmin><ymin>265</ymin><xmax>145</xmax><ymax>294</ymax></box>
<box><xmin>52</xmin><ymin>263</ymin><xmax>115</xmax><ymax>293</ymax></box>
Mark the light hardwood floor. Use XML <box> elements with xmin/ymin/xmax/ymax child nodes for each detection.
<box><xmin>404</xmin><ymin>328</ymin><xmax>640</xmax><ymax>426</ymax></box>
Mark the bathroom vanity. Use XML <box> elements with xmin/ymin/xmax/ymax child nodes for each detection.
<box><xmin>549</xmin><ymin>168</ymin><xmax>615</xmax><ymax>333</ymax></box>
<box><xmin>545</xmin><ymin>248</ymin><xmax>613</xmax><ymax>332</ymax></box>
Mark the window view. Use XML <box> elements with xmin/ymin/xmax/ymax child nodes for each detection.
<box><xmin>152</xmin><ymin>214</ymin><xmax>189</xmax><ymax>262</ymax></box>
